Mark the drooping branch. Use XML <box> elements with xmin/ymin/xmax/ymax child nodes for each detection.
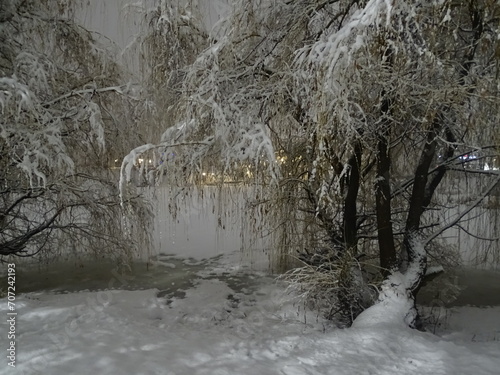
<box><xmin>42</xmin><ymin>85</ymin><xmax>131</xmax><ymax>107</ymax></box>
<box><xmin>1</xmin><ymin>204</ymin><xmax>68</xmax><ymax>256</ymax></box>
<box><xmin>424</xmin><ymin>174</ymin><xmax>500</xmax><ymax>246</ymax></box>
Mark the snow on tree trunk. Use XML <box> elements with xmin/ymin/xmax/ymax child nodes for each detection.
<box><xmin>353</xmin><ymin>234</ymin><xmax>426</xmax><ymax>328</ymax></box>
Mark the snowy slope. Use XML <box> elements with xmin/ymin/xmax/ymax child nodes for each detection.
<box><xmin>1</xmin><ymin>258</ymin><xmax>500</xmax><ymax>375</ymax></box>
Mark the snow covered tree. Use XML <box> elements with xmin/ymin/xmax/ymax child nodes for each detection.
<box><xmin>123</xmin><ymin>0</ymin><xmax>500</xmax><ymax>326</ymax></box>
<box><xmin>0</xmin><ymin>0</ymin><xmax>151</xmax><ymax>260</ymax></box>
<box><xmin>121</xmin><ymin>0</ymin><xmax>210</xmax><ymax>146</ymax></box>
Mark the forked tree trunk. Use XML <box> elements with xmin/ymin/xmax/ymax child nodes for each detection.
<box><xmin>352</xmin><ymin>232</ymin><xmax>427</xmax><ymax>329</ymax></box>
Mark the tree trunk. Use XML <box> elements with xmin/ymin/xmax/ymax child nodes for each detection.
<box><xmin>403</xmin><ymin>118</ymin><xmax>439</xmax><ymax>270</ymax></box>
<box><xmin>375</xmin><ymin>94</ymin><xmax>397</xmax><ymax>272</ymax></box>
<box><xmin>375</xmin><ymin>132</ymin><xmax>397</xmax><ymax>272</ymax></box>
<box><xmin>343</xmin><ymin>141</ymin><xmax>362</xmax><ymax>252</ymax></box>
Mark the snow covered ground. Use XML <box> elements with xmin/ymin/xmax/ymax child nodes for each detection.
<box><xmin>2</xmin><ymin>252</ymin><xmax>500</xmax><ymax>375</ymax></box>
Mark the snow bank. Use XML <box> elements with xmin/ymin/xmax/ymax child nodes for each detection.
<box><xmin>1</xmin><ymin>260</ymin><xmax>499</xmax><ymax>375</ymax></box>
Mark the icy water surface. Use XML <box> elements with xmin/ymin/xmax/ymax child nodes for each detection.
<box><xmin>417</xmin><ymin>267</ymin><xmax>500</xmax><ymax>307</ymax></box>
<box><xmin>11</xmin><ymin>253</ymin><xmax>270</xmax><ymax>300</ymax></box>
<box><xmin>7</xmin><ymin>254</ymin><xmax>500</xmax><ymax>307</ymax></box>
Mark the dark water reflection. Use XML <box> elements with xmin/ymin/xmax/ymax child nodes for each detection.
<box><xmin>418</xmin><ymin>267</ymin><xmax>500</xmax><ymax>307</ymax></box>
<box><xmin>8</xmin><ymin>253</ymin><xmax>269</xmax><ymax>302</ymax></box>
<box><xmin>5</xmin><ymin>255</ymin><xmax>500</xmax><ymax>308</ymax></box>
<box><xmin>11</xmin><ymin>254</ymin><xmax>207</xmax><ymax>295</ymax></box>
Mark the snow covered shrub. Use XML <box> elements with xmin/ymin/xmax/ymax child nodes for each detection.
<box><xmin>281</xmin><ymin>247</ymin><xmax>377</xmax><ymax>325</ymax></box>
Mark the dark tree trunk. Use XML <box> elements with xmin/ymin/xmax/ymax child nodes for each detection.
<box><xmin>400</xmin><ymin>119</ymin><xmax>442</xmax><ymax>306</ymax></box>
<box><xmin>403</xmin><ymin>119</ymin><xmax>439</xmax><ymax>269</ymax></box>
<box><xmin>423</xmin><ymin>126</ymin><xmax>456</xmax><ymax>208</ymax></box>
<box><xmin>343</xmin><ymin>141</ymin><xmax>362</xmax><ymax>252</ymax></box>
<box><xmin>375</xmin><ymin>93</ymin><xmax>397</xmax><ymax>273</ymax></box>
<box><xmin>375</xmin><ymin>132</ymin><xmax>397</xmax><ymax>272</ymax></box>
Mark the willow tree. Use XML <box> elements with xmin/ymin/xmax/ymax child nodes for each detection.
<box><xmin>123</xmin><ymin>0</ymin><xmax>500</xmax><ymax>326</ymax></box>
<box><xmin>122</xmin><ymin>0</ymin><xmax>210</xmax><ymax>148</ymax></box>
<box><xmin>0</xmin><ymin>0</ymin><xmax>150</xmax><ymax>260</ymax></box>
